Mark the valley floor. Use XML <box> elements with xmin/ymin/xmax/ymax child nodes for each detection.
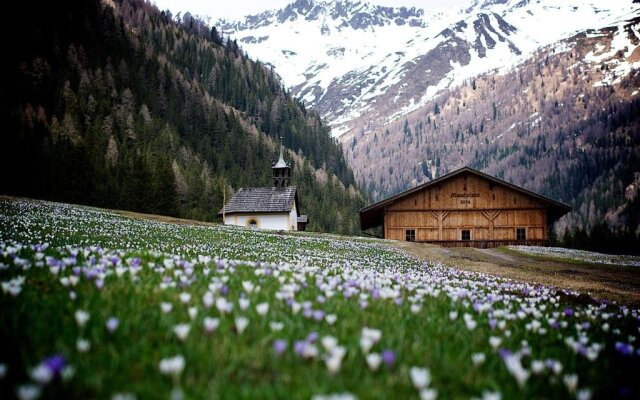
<box><xmin>1</xmin><ymin>196</ymin><xmax>639</xmax><ymax>399</ymax></box>
<box><xmin>112</xmin><ymin>202</ymin><xmax>640</xmax><ymax>307</ymax></box>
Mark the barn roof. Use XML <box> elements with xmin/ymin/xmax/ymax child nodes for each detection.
<box><xmin>219</xmin><ymin>187</ymin><xmax>298</xmax><ymax>215</ymax></box>
<box><xmin>359</xmin><ymin>166</ymin><xmax>571</xmax><ymax>231</ymax></box>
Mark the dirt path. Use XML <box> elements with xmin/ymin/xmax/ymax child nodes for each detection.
<box><xmin>391</xmin><ymin>241</ymin><xmax>640</xmax><ymax>306</ymax></box>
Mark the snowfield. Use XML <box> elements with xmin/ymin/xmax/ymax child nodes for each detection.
<box><xmin>508</xmin><ymin>245</ymin><xmax>640</xmax><ymax>268</ymax></box>
<box><xmin>218</xmin><ymin>0</ymin><xmax>640</xmax><ymax>136</ymax></box>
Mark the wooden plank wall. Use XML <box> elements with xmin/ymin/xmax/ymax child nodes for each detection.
<box><xmin>384</xmin><ymin>173</ymin><xmax>548</xmax><ymax>243</ymax></box>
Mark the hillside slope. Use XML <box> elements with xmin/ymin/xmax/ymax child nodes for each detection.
<box><xmin>219</xmin><ymin>0</ymin><xmax>639</xmax><ymax>136</ymax></box>
<box><xmin>0</xmin><ymin>0</ymin><xmax>365</xmax><ymax>234</ymax></box>
<box><xmin>346</xmin><ymin>21</ymin><xmax>640</xmax><ymax>249</ymax></box>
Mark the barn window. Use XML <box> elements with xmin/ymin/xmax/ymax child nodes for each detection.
<box><xmin>516</xmin><ymin>228</ymin><xmax>526</xmax><ymax>240</ymax></box>
<box><xmin>405</xmin><ymin>229</ymin><xmax>416</xmax><ymax>242</ymax></box>
<box><xmin>461</xmin><ymin>229</ymin><xmax>471</xmax><ymax>241</ymax></box>
<box><xmin>247</xmin><ymin>219</ymin><xmax>258</xmax><ymax>229</ymax></box>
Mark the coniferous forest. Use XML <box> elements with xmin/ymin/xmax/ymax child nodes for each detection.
<box><xmin>0</xmin><ymin>0</ymin><xmax>365</xmax><ymax>234</ymax></box>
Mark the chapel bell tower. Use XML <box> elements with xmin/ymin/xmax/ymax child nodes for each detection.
<box><xmin>272</xmin><ymin>141</ymin><xmax>290</xmax><ymax>188</ymax></box>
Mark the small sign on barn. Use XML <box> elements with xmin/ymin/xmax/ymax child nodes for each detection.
<box><xmin>359</xmin><ymin>166</ymin><xmax>571</xmax><ymax>248</ymax></box>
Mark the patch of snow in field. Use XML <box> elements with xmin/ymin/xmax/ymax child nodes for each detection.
<box><xmin>509</xmin><ymin>246</ymin><xmax>640</xmax><ymax>267</ymax></box>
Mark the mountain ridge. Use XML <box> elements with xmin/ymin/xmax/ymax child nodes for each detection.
<box><xmin>219</xmin><ymin>0</ymin><xmax>639</xmax><ymax>137</ymax></box>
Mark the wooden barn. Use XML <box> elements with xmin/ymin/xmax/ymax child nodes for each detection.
<box><xmin>359</xmin><ymin>166</ymin><xmax>571</xmax><ymax>248</ymax></box>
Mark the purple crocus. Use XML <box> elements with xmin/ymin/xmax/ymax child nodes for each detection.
<box><xmin>382</xmin><ymin>349</ymin><xmax>396</xmax><ymax>368</ymax></box>
<box><xmin>273</xmin><ymin>339</ymin><xmax>287</xmax><ymax>356</ymax></box>
<box><xmin>43</xmin><ymin>355</ymin><xmax>66</xmax><ymax>377</ymax></box>
<box><xmin>563</xmin><ymin>308</ymin><xmax>574</xmax><ymax>317</ymax></box>
<box><xmin>294</xmin><ymin>340</ymin><xmax>307</xmax><ymax>356</ymax></box>
<box><xmin>615</xmin><ymin>342</ymin><xmax>634</xmax><ymax>356</ymax></box>
<box><xmin>498</xmin><ymin>348</ymin><xmax>513</xmax><ymax>359</ymax></box>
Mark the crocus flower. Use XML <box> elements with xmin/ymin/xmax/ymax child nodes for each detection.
<box><xmin>273</xmin><ymin>339</ymin><xmax>287</xmax><ymax>356</ymax></box>
<box><xmin>74</xmin><ymin>310</ymin><xmax>90</xmax><ymax>328</ymax></box>
<box><xmin>471</xmin><ymin>353</ymin><xmax>486</xmax><ymax>366</ymax></box>
<box><xmin>235</xmin><ymin>317</ymin><xmax>249</xmax><ymax>334</ymax></box>
<box><xmin>30</xmin><ymin>364</ymin><xmax>53</xmax><ymax>384</ymax></box>
<box><xmin>321</xmin><ymin>336</ymin><xmax>338</xmax><ymax>352</ymax></box>
<box><xmin>203</xmin><ymin>317</ymin><xmax>220</xmax><ymax>334</ymax></box>
<box><xmin>420</xmin><ymin>388</ymin><xmax>438</xmax><ymax>400</ymax></box>
<box><xmin>43</xmin><ymin>355</ymin><xmax>66</xmax><ymax>377</ymax></box>
<box><xmin>366</xmin><ymin>353</ymin><xmax>382</xmax><ymax>371</ymax></box>
<box><xmin>173</xmin><ymin>324</ymin><xmax>191</xmax><ymax>341</ymax></box>
<box><xmin>563</xmin><ymin>374</ymin><xmax>578</xmax><ymax>393</ymax></box>
<box><xmin>16</xmin><ymin>384</ymin><xmax>41</xmax><ymax>400</ymax></box>
<box><xmin>256</xmin><ymin>303</ymin><xmax>269</xmax><ymax>316</ymax></box>
<box><xmin>382</xmin><ymin>349</ymin><xmax>396</xmax><ymax>368</ymax></box>
<box><xmin>160</xmin><ymin>302</ymin><xmax>173</xmax><ymax>314</ymax></box>
<box><xmin>179</xmin><ymin>292</ymin><xmax>191</xmax><ymax>304</ymax></box>
<box><xmin>159</xmin><ymin>355</ymin><xmax>185</xmax><ymax>377</ymax></box>
<box><xmin>76</xmin><ymin>338</ymin><xmax>91</xmax><ymax>353</ymax></box>
<box><xmin>269</xmin><ymin>321</ymin><xmax>284</xmax><ymax>331</ymax></box>
<box><xmin>106</xmin><ymin>317</ymin><xmax>119</xmax><ymax>333</ymax></box>
<box><xmin>410</xmin><ymin>367</ymin><xmax>431</xmax><ymax>389</ymax></box>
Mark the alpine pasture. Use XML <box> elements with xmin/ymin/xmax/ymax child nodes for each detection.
<box><xmin>0</xmin><ymin>198</ymin><xmax>639</xmax><ymax>399</ymax></box>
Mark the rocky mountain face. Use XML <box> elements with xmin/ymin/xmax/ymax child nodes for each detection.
<box><xmin>219</xmin><ymin>0</ymin><xmax>639</xmax><ymax>137</ymax></box>
<box><xmin>345</xmin><ymin>18</ymin><xmax>640</xmax><ymax>240</ymax></box>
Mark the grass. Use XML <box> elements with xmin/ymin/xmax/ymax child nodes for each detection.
<box><xmin>0</xmin><ymin>198</ymin><xmax>639</xmax><ymax>399</ymax></box>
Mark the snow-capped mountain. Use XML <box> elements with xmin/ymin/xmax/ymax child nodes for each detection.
<box><xmin>219</xmin><ymin>0</ymin><xmax>640</xmax><ymax>137</ymax></box>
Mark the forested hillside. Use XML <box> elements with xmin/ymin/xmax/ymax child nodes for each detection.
<box><xmin>346</xmin><ymin>22</ymin><xmax>640</xmax><ymax>251</ymax></box>
<box><xmin>0</xmin><ymin>0</ymin><xmax>364</xmax><ymax>234</ymax></box>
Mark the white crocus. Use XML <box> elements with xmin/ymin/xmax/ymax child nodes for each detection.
<box><xmin>160</xmin><ymin>302</ymin><xmax>173</xmax><ymax>314</ymax></box>
<box><xmin>410</xmin><ymin>367</ymin><xmax>431</xmax><ymax>390</ymax></box>
<box><xmin>159</xmin><ymin>355</ymin><xmax>185</xmax><ymax>377</ymax></box>
<box><xmin>366</xmin><ymin>353</ymin><xmax>382</xmax><ymax>371</ymax></box>
<box><xmin>242</xmin><ymin>281</ymin><xmax>255</xmax><ymax>294</ymax></box>
<box><xmin>76</xmin><ymin>338</ymin><xmax>91</xmax><ymax>353</ymax></box>
<box><xmin>269</xmin><ymin>321</ymin><xmax>284</xmax><ymax>331</ymax></box>
<box><xmin>203</xmin><ymin>317</ymin><xmax>220</xmax><ymax>333</ymax></box>
<box><xmin>420</xmin><ymin>388</ymin><xmax>438</xmax><ymax>400</ymax></box>
<box><xmin>173</xmin><ymin>323</ymin><xmax>191</xmax><ymax>341</ymax></box>
<box><xmin>74</xmin><ymin>310</ymin><xmax>90</xmax><ymax>328</ymax></box>
<box><xmin>322</xmin><ymin>336</ymin><xmax>339</xmax><ymax>352</ymax></box>
<box><xmin>16</xmin><ymin>384</ymin><xmax>41</xmax><ymax>400</ymax></box>
<box><xmin>179</xmin><ymin>292</ymin><xmax>191</xmax><ymax>304</ymax></box>
<box><xmin>256</xmin><ymin>302</ymin><xmax>269</xmax><ymax>316</ymax></box>
<box><xmin>471</xmin><ymin>353</ymin><xmax>486</xmax><ymax>366</ymax></box>
<box><xmin>235</xmin><ymin>316</ymin><xmax>249</xmax><ymax>334</ymax></box>
<box><xmin>563</xmin><ymin>374</ymin><xmax>578</xmax><ymax>393</ymax></box>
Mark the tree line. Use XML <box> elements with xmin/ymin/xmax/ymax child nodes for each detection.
<box><xmin>0</xmin><ymin>0</ymin><xmax>365</xmax><ymax>234</ymax></box>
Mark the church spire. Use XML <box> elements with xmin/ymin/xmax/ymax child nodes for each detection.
<box><xmin>272</xmin><ymin>137</ymin><xmax>291</xmax><ymax>188</ymax></box>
